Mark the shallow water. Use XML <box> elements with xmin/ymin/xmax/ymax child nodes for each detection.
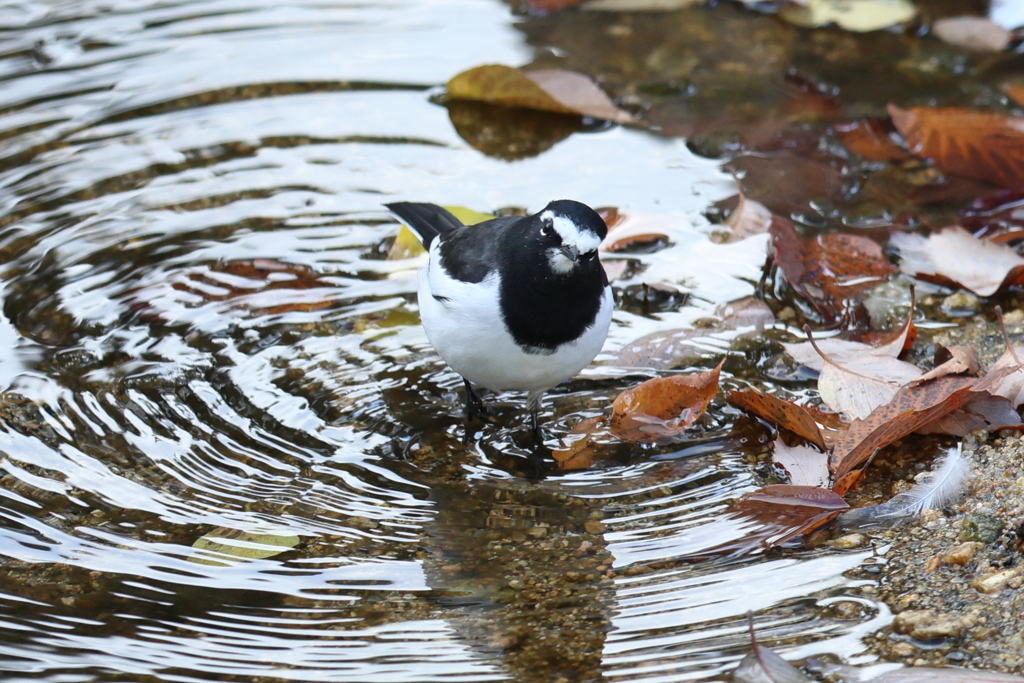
<box><xmin>0</xmin><ymin>1</ymin><xmax>991</xmax><ymax>681</ymax></box>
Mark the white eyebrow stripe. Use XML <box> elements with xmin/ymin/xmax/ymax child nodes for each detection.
<box><xmin>541</xmin><ymin>210</ymin><xmax>602</xmax><ymax>253</ymax></box>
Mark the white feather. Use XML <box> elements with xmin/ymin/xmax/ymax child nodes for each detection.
<box><xmin>839</xmin><ymin>444</ymin><xmax>970</xmax><ymax>528</ymax></box>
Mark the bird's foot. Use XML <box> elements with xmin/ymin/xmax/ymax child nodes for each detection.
<box><xmin>463</xmin><ymin>379</ymin><xmax>489</xmax><ymax>422</ymax></box>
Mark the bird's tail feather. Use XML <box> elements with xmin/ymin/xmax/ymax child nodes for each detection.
<box><xmin>385</xmin><ymin>202</ymin><xmax>464</xmax><ymax>249</ymax></box>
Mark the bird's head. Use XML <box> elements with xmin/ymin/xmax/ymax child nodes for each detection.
<box><xmin>532</xmin><ymin>200</ymin><xmax>607</xmax><ymax>276</ymax></box>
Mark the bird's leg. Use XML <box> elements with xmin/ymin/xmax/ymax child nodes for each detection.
<box><xmin>463</xmin><ymin>379</ymin><xmax>488</xmax><ymax>421</ymax></box>
<box><xmin>526</xmin><ymin>391</ymin><xmax>544</xmax><ymax>445</ymax></box>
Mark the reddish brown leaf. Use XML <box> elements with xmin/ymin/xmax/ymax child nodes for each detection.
<box><xmin>890</xmin><ymin>226</ymin><xmax>1024</xmax><ymax>297</ymax></box>
<box><xmin>917</xmin><ymin>394</ymin><xmax>1023</xmax><ymax>436</ymax></box>
<box><xmin>832</xmin><ymin>470</ymin><xmax>863</xmax><ymax>496</ymax></box>
<box><xmin>888</xmin><ymin>104</ymin><xmax>1024</xmax><ymax>191</ymax></box>
<box><xmin>830</xmin><ymin>371</ymin><xmax>1010</xmax><ymax>479</ymax></box>
<box><xmin>729</xmin><ymin>153</ymin><xmax>845</xmax><ymax>218</ymax></box>
<box><xmin>1006</xmin><ymin>82</ymin><xmax>1024</xmax><ymax>108</ymax></box>
<box><xmin>552</xmin><ymin>417</ymin><xmax>609</xmax><ymax>470</ymax></box>
<box><xmin>835</xmin><ymin>119</ymin><xmax>910</xmax><ymax>162</ymax></box>
<box><xmin>165</xmin><ymin>259</ymin><xmax>336</xmax><ymax>315</ymax></box>
<box><xmin>610</xmin><ymin>361</ymin><xmax>722</xmax><ymax>441</ymax></box>
<box><xmin>770</xmin><ymin>216</ymin><xmax>896</xmax><ymax>325</ymax></box>
<box><xmin>728</xmin><ymin>390</ymin><xmax>829</xmax><ymax>450</ymax></box>
<box><xmin>728</xmin><ymin>485</ymin><xmax>849</xmax><ymax>550</ymax></box>
<box><xmin>772</xmin><ymin>438</ymin><xmax>830</xmax><ymax>488</ymax></box>
<box><xmin>909</xmin><ymin>345</ymin><xmax>980</xmax><ymax>385</ymax></box>
<box><xmin>714</xmin><ymin>187</ymin><xmax>774</xmax><ymax>244</ymax></box>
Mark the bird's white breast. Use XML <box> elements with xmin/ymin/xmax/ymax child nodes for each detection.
<box><xmin>418</xmin><ymin>240</ymin><xmax>612</xmax><ymax>393</ymax></box>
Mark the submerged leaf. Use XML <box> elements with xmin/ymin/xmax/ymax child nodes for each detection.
<box><xmin>191</xmin><ymin>528</ymin><xmax>300</xmax><ymax>566</ymax></box>
<box><xmin>729</xmin><ymin>390</ymin><xmax>834</xmax><ymax>450</ymax></box>
<box><xmin>889</xmin><ymin>105</ymin><xmax>1024</xmax><ymax>191</ymax></box>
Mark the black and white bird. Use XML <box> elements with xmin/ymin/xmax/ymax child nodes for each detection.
<box><xmin>387</xmin><ymin>200</ymin><xmax>613</xmax><ymax>441</ymax></box>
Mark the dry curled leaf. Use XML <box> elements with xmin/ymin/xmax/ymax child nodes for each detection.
<box><xmin>917</xmin><ymin>394</ymin><xmax>1023</xmax><ymax>436</ymax></box>
<box><xmin>447</xmin><ymin>65</ymin><xmax>634</xmax><ymax>124</ymax></box>
<box><xmin>889</xmin><ymin>104</ymin><xmax>1024</xmax><ymax>191</ymax></box>
<box><xmin>610</xmin><ymin>361</ymin><xmax>722</xmax><ymax>441</ymax></box>
<box><xmin>909</xmin><ymin>344</ymin><xmax>980</xmax><ymax>385</ymax></box>
<box><xmin>890</xmin><ymin>226</ymin><xmax>1024</xmax><ymax>297</ymax></box>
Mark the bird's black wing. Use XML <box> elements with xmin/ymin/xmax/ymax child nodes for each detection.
<box><xmin>386</xmin><ymin>202</ymin><xmax>464</xmax><ymax>249</ymax></box>
<box><xmin>436</xmin><ymin>215</ymin><xmax>520</xmax><ymax>283</ymax></box>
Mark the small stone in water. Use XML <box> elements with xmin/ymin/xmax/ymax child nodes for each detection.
<box><xmin>833</xmin><ymin>533</ymin><xmax>866</xmax><ymax>549</ymax></box>
<box><xmin>942</xmin><ymin>541</ymin><xmax>981</xmax><ymax>566</ymax></box>
<box><xmin>971</xmin><ymin>567</ymin><xmax>1021</xmax><ymax>594</ymax></box>
<box><xmin>584</xmin><ymin>521</ymin><xmax>606</xmax><ymax>534</ymax></box>
<box><xmin>893</xmin><ymin>609</ymin><xmax>963</xmax><ymax>640</ymax></box>
<box><xmin>941</xmin><ymin>292</ymin><xmax>980</xmax><ymax>317</ymax></box>
<box><xmin>960</xmin><ymin>512</ymin><xmax>1004</xmax><ymax>543</ymax></box>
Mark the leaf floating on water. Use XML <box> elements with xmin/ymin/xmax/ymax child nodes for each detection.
<box><xmin>609</xmin><ymin>360</ymin><xmax>722</xmax><ymax>441</ymax></box>
<box><xmin>446</xmin><ymin>65</ymin><xmax>635</xmax><ymax>124</ymax></box>
<box><xmin>191</xmin><ymin>527</ymin><xmax>301</xmax><ymax>566</ymax></box>
<box><xmin>600</xmin><ymin>211</ymin><xmax>673</xmax><ymax>252</ymax></box>
<box><xmin>932</xmin><ymin>16</ymin><xmax>1013</xmax><ymax>52</ymax></box>
<box><xmin>889</xmin><ymin>105</ymin><xmax>1024</xmax><ymax>191</ymax></box>
<box><xmin>781</xmin><ymin>0</ymin><xmax>916</xmax><ymax>33</ymax></box>
<box><xmin>835</xmin><ymin>119</ymin><xmax>911</xmax><ymax>162</ymax></box>
<box><xmin>890</xmin><ymin>226</ymin><xmax>1024</xmax><ymax>297</ymax></box>
<box><xmin>917</xmin><ymin>394</ymin><xmax>1023</xmax><ymax>436</ymax></box>
<box><xmin>838</xmin><ymin>445</ymin><xmax>970</xmax><ymax>528</ymax></box>
<box><xmin>772</xmin><ymin>438</ymin><xmax>830</xmax><ymax>488</ymax></box>
<box><xmin>714</xmin><ymin>188</ymin><xmax>774</xmax><ymax>244</ymax></box>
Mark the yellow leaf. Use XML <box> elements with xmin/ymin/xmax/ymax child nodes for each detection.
<box><xmin>440</xmin><ymin>205</ymin><xmax>494</xmax><ymax>226</ymax></box>
<box><xmin>386</xmin><ymin>224</ymin><xmax>427</xmax><ymax>260</ymax></box>
<box><xmin>782</xmin><ymin>0</ymin><xmax>916</xmax><ymax>32</ymax></box>
<box><xmin>190</xmin><ymin>527</ymin><xmax>300</xmax><ymax>566</ymax></box>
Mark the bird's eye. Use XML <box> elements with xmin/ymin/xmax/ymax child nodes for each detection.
<box><xmin>540</xmin><ymin>222</ymin><xmax>553</xmax><ymax>238</ymax></box>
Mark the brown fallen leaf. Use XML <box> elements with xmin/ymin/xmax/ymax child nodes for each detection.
<box><xmin>835</xmin><ymin>119</ymin><xmax>911</xmax><ymax>162</ymax></box>
<box><xmin>446</xmin><ymin>65</ymin><xmax>634</xmax><ymax>124</ymax></box>
<box><xmin>772</xmin><ymin>438</ymin><xmax>830</xmax><ymax>488</ymax></box>
<box><xmin>889</xmin><ymin>104</ymin><xmax>1024</xmax><ymax>191</ymax></box>
<box><xmin>932</xmin><ymin>16</ymin><xmax>1013</xmax><ymax>52</ymax></box>
<box><xmin>610</xmin><ymin>361</ymin><xmax>722</xmax><ymax>441</ymax></box>
<box><xmin>917</xmin><ymin>394</ymin><xmax>1023</xmax><ymax>436</ymax></box>
<box><xmin>909</xmin><ymin>344</ymin><xmax>980</xmax><ymax>385</ymax></box>
<box><xmin>728</xmin><ymin>153</ymin><xmax>845</xmax><ymax>219</ymax></box>
<box><xmin>830</xmin><ymin>371</ymin><xmax>1010</xmax><ymax>479</ymax></box>
<box><xmin>890</xmin><ymin>226</ymin><xmax>1024</xmax><ymax>297</ymax></box>
<box><xmin>769</xmin><ymin>215</ymin><xmax>896</xmax><ymax>326</ymax></box>
<box><xmin>728</xmin><ymin>390</ymin><xmax>835</xmax><ymax>450</ymax></box>
<box><xmin>813</xmin><ymin>339</ymin><xmax>924</xmax><ymax>421</ymax></box>
<box><xmin>725</xmin><ymin>485</ymin><xmax>849</xmax><ymax>552</ymax></box>
<box><xmin>552</xmin><ymin>417</ymin><xmax>610</xmax><ymax>471</ymax></box>
<box><xmin>1006</xmin><ymin>82</ymin><xmax>1024</xmax><ymax>108</ymax></box>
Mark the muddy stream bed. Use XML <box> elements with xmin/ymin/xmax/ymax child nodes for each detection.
<box><xmin>1</xmin><ymin>1</ymin><xmax>1024</xmax><ymax>681</ymax></box>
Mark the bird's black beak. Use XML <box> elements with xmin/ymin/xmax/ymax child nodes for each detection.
<box><xmin>560</xmin><ymin>244</ymin><xmax>579</xmax><ymax>262</ymax></box>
